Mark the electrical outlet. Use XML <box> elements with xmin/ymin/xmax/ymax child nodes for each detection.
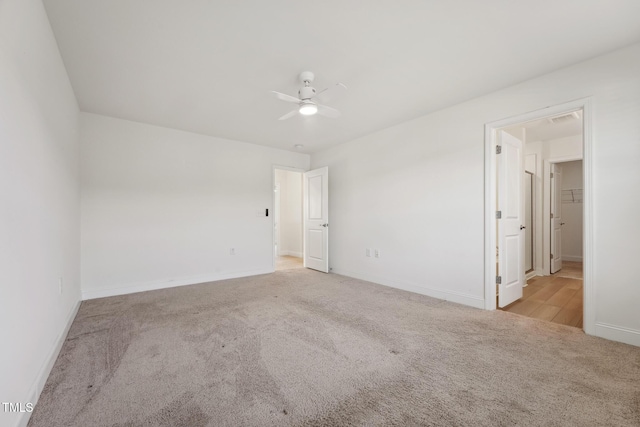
<box><xmin>374</xmin><ymin>249</ymin><xmax>380</xmax><ymax>258</ymax></box>
<box><xmin>365</xmin><ymin>248</ymin><xmax>371</xmax><ymax>257</ymax></box>
<box><xmin>230</xmin><ymin>248</ymin><xmax>236</xmax><ymax>255</ymax></box>
<box><xmin>58</xmin><ymin>277</ymin><xmax>63</xmax><ymax>294</ymax></box>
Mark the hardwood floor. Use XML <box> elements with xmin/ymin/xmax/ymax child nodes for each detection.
<box><xmin>553</xmin><ymin>260</ymin><xmax>583</xmax><ymax>279</ymax></box>
<box><xmin>501</xmin><ymin>262</ymin><xmax>583</xmax><ymax>328</ymax></box>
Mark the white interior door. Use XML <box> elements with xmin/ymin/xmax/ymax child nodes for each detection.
<box><xmin>550</xmin><ymin>164</ymin><xmax>563</xmax><ymax>273</ymax></box>
<box><xmin>497</xmin><ymin>131</ymin><xmax>525</xmax><ymax>307</ymax></box>
<box><xmin>303</xmin><ymin>167</ymin><xmax>329</xmax><ymax>272</ymax></box>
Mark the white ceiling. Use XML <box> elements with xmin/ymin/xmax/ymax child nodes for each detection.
<box><xmin>506</xmin><ymin>111</ymin><xmax>583</xmax><ymax>142</ymax></box>
<box><xmin>42</xmin><ymin>1</ymin><xmax>640</xmax><ymax>153</ymax></box>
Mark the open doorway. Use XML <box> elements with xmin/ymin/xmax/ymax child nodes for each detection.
<box><xmin>486</xmin><ymin>99</ymin><xmax>592</xmax><ymax>332</ymax></box>
<box><xmin>274</xmin><ymin>167</ymin><xmax>304</xmax><ymax>271</ymax></box>
<box><xmin>549</xmin><ymin>159</ymin><xmax>584</xmax><ymax>278</ymax></box>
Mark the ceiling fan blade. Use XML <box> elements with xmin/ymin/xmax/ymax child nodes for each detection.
<box><xmin>271</xmin><ymin>91</ymin><xmax>300</xmax><ymax>104</ymax></box>
<box><xmin>278</xmin><ymin>109</ymin><xmax>299</xmax><ymax>120</ymax></box>
<box><xmin>313</xmin><ymin>83</ymin><xmax>347</xmax><ymax>101</ymax></box>
<box><xmin>317</xmin><ymin>104</ymin><xmax>341</xmax><ymax>118</ymax></box>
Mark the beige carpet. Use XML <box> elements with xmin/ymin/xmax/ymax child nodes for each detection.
<box><xmin>29</xmin><ymin>269</ymin><xmax>640</xmax><ymax>426</ymax></box>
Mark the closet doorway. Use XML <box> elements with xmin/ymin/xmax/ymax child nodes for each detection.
<box><xmin>273</xmin><ymin>167</ymin><xmax>304</xmax><ymax>271</ymax></box>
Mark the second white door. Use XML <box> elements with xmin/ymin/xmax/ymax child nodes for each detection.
<box><xmin>550</xmin><ymin>163</ymin><xmax>563</xmax><ymax>274</ymax></box>
<box><xmin>303</xmin><ymin>167</ymin><xmax>329</xmax><ymax>273</ymax></box>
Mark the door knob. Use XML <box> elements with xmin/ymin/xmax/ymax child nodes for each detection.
<box><xmin>561</xmin><ymin>222</ymin><xmax>566</xmax><ymax>225</ymax></box>
<box><xmin>520</xmin><ymin>225</ymin><xmax>526</xmax><ymax>230</ymax></box>
<box><xmin>321</xmin><ymin>223</ymin><xmax>329</xmax><ymax>227</ymax></box>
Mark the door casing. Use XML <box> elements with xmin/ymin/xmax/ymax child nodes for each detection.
<box><xmin>484</xmin><ymin>98</ymin><xmax>593</xmax><ymax>334</ymax></box>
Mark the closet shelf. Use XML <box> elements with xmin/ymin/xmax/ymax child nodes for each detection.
<box><xmin>561</xmin><ymin>188</ymin><xmax>583</xmax><ymax>203</ymax></box>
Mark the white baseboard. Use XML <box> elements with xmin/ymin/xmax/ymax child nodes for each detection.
<box><xmin>594</xmin><ymin>322</ymin><xmax>640</xmax><ymax>347</ymax></box>
<box><xmin>81</xmin><ymin>268</ymin><xmax>274</xmax><ymax>300</ymax></box>
<box><xmin>278</xmin><ymin>250</ymin><xmax>302</xmax><ymax>258</ymax></box>
<box><xmin>331</xmin><ymin>268</ymin><xmax>485</xmax><ymax>309</ymax></box>
<box><xmin>16</xmin><ymin>299</ymin><xmax>81</xmax><ymax>427</ymax></box>
<box><xmin>562</xmin><ymin>255</ymin><xmax>583</xmax><ymax>262</ymax></box>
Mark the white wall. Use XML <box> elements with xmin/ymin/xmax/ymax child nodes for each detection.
<box><xmin>0</xmin><ymin>1</ymin><xmax>81</xmax><ymax>426</ymax></box>
<box><xmin>81</xmin><ymin>113</ymin><xmax>309</xmax><ymax>299</ymax></box>
<box><xmin>311</xmin><ymin>43</ymin><xmax>640</xmax><ymax>345</ymax></box>
<box><xmin>561</xmin><ymin>160</ymin><xmax>583</xmax><ymax>262</ymax></box>
<box><xmin>275</xmin><ymin>170</ymin><xmax>303</xmax><ymax>257</ymax></box>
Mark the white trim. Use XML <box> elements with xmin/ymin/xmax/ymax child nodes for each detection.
<box><xmin>17</xmin><ymin>300</ymin><xmax>81</xmax><ymax>427</ymax></box>
<box><xmin>484</xmin><ymin>119</ymin><xmax>498</xmax><ymax>309</ymax></box>
<box><xmin>525</xmin><ymin>270</ymin><xmax>538</xmax><ymax>280</ymax></box>
<box><xmin>562</xmin><ymin>255</ymin><xmax>583</xmax><ymax>262</ymax></box>
<box><xmin>81</xmin><ymin>268</ymin><xmax>273</xmax><ymax>300</ymax></box>
<box><xmin>533</xmin><ymin>268</ymin><xmax>546</xmax><ymax>277</ymax></box>
<box><xmin>594</xmin><ymin>323</ymin><xmax>640</xmax><ymax>347</ymax></box>
<box><xmin>525</xmin><ymin>168</ymin><xmax>537</xmax><ymax>277</ymax></box>
<box><xmin>484</xmin><ymin>98</ymin><xmax>594</xmax><ymax>336</ymax></box>
<box><xmin>332</xmin><ymin>268</ymin><xmax>485</xmax><ymax>309</ymax></box>
<box><xmin>579</xmin><ymin>100</ymin><xmax>595</xmax><ymax>335</ymax></box>
<box><xmin>272</xmin><ymin>164</ymin><xmax>307</xmax><ymax>173</ymax></box>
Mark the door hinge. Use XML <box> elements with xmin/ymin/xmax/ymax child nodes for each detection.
<box><xmin>496</xmin><ymin>210</ymin><xmax>502</xmax><ymax>219</ymax></box>
<box><xmin>550</xmin><ymin>253</ymin><xmax>553</xmax><ymax>259</ymax></box>
<box><xmin>550</xmin><ymin>213</ymin><xmax>554</xmax><ymax>219</ymax></box>
<box><xmin>496</xmin><ymin>276</ymin><xmax>502</xmax><ymax>285</ymax></box>
<box><xmin>496</xmin><ymin>145</ymin><xmax>502</xmax><ymax>154</ymax></box>
<box><xmin>551</xmin><ymin>172</ymin><xmax>554</xmax><ymax>178</ymax></box>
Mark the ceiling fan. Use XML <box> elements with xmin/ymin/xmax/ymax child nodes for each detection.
<box><xmin>271</xmin><ymin>71</ymin><xmax>347</xmax><ymax>120</ymax></box>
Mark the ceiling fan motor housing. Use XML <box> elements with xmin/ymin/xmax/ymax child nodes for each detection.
<box><xmin>298</xmin><ymin>86</ymin><xmax>316</xmax><ymax>100</ymax></box>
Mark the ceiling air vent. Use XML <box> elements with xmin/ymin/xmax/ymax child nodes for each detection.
<box><xmin>547</xmin><ymin>111</ymin><xmax>580</xmax><ymax>124</ymax></box>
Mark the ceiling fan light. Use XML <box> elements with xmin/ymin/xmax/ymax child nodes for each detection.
<box><xmin>299</xmin><ymin>103</ymin><xmax>318</xmax><ymax>116</ymax></box>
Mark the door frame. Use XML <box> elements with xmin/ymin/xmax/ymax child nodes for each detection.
<box><xmin>484</xmin><ymin>98</ymin><xmax>594</xmax><ymax>334</ymax></box>
<box><xmin>524</xmin><ymin>170</ymin><xmax>535</xmax><ymax>275</ymax></box>
<box><xmin>272</xmin><ymin>165</ymin><xmax>306</xmax><ymax>272</ymax></box>
<box><xmin>544</xmin><ymin>156</ymin><xmax>582</xmax><ymax>275</ymax></box>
